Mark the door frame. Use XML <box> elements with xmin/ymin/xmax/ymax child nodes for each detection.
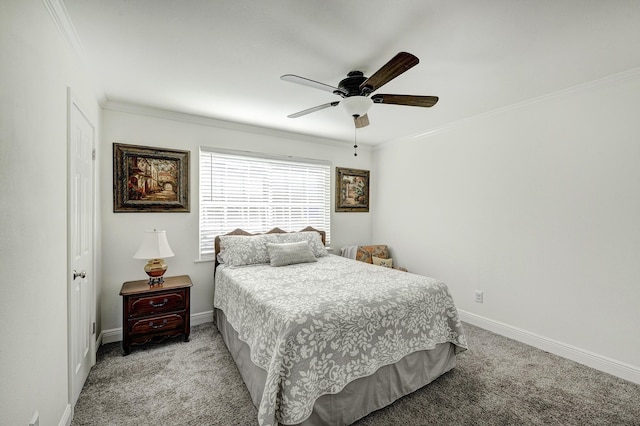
<box><xmin>67</xmin><ymin>87</ymin><xmax>97</xmax><ymax>410</ymax></box>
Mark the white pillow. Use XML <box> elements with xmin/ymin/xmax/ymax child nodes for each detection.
<box><xmin>267</xmin><ymin>241</ymin><xmax>317</xmax><ymax>267</ymax></box>
<box><xmin>218</xmin><ymin>234</ymin><xmax>276</xmax><ymax>266</ymax></box>
<box><xmin>372</xmin><ymin>256</ymin><xmax>393</xmax><ymax>268</ymax></box>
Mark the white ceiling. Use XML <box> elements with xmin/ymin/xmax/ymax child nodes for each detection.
<box><xmin>62</xmin><ymin>0</ymin><xmax>640</xmax><ymax>146</ymax></box>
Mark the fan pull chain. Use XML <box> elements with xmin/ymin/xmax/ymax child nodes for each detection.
<box><xmin>353</xmin><ymin>122</ymin><xmax>358</xmax><ymax>157</ymax></box>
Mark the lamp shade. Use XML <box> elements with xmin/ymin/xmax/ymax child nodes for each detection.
<box><xmin>341</xmin><ymin>96</ymin><xmax>373</xmax><ymax>118</ymax></box>
<box><xmin>133</xmin><ymin>230</ymin><xmax>175</xmax><ymax>259</ymax></box>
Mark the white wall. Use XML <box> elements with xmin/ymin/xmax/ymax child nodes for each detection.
<box><xmin>0</xmin><ymin>1</ymin><xmax>101</xmax><ymax>425</ymax></box>
<box><xmin>372</xmin><ymin>71</ymin><xmax>640</xmax><ymax>382</ymax></box>
<box><xmin>100</xmin><ymin>107</ymin><xmax>372</xmax><ymax>334</ymax></box>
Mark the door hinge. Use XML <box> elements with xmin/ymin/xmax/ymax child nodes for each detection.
<box><xmin>92</xmin><ymin>322</ymin><xmax>96</xmax><ymax>335</ymax></box>
<box><xmin>92</xmin><ymin>149</ymin><xmax>96</xmax><ymax>160</ymax></box>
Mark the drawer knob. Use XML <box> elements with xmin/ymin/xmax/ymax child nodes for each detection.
<box><xmin>149</xmin><ymin>319</ymin><xmax>168</xmax><ymax>329</ymax></box>
<box><xmin>149</xmin><ymin>298</ymin><xmax>169</xmax><ymax>308</ymax></box>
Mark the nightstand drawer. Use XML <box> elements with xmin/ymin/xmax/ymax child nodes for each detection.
<box><xmin>129</xmin><ymin>313</ymin><xmax>184</xmax><ymax>335</ymax></box>
<box><xmin>127</xmin><ymin>290</ymin><xmax>186</xmax><ymax>318</ymax></box>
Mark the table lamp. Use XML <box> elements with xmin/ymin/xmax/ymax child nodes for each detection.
<box><xmin>133</xmin><ymin>229</ymin><xmax>175</xmax><ymax>286</ymax></box>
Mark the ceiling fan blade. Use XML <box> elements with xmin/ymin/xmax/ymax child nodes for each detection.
<box><xmin>359</xmin><ymin>52</ymin><xmax>419</xmax><ymax>94</ymax></box>
<box><xmin>281</xmin><ymin>74</ymin><xmax>342</xmax><ymax>94</ymax></box>
<box><xmin>287</xmin><ymin>101</ymin><xmax>340</xmax><ymax>118</ymax></box>
<box><xmin>354</xmin><ymin>114</ymin><xmax>370</xmax><ymax>128</ymax></box>
<box><xmin>371</xmin><ymin>94</ymin><xmax>439</xmax><ymax>107</ymax></box>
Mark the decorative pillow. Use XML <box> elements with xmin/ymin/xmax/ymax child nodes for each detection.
<box><xmin>372</xmin><ymin>256</ymin><xmax>393</xmax><ymax>268</ymax></box>
<box><xmin>273</xmin><ymin>231</ymin><xmax>328</xmax><ymax>257</ymax></box>
<box><xmin>356</xmin><ymin>245</ymin><xmax>389</xmax><ymax>264</ymax></box>
<box><xmin>267</xmin><ymin>241</ymin><xmax>317</xmax><ymax>267</ymax></box>
<box><xmin>218</xmin><ymin>234</ymin><xmax>276</xmax><ymax>266</ymax></box>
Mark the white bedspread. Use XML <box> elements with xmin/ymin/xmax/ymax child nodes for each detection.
<box><xmin>214</xmin><ymin>255</ymin><xmax>467</xmax><ymax>426</ymax></box>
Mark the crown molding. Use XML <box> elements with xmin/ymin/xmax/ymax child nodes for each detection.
<box><xmin>103</xmin><ymin>100</ymin><xmax>369</xmax><ymax>151</ymax></box>
<box><xmin>43</xmin><ymin>0</ymin><xmax>107</xmax><ymax>106</ymax></box>
<box><xmin>376</xmin><ymin>66</ymin><xmax>640</xmax><ymax>151</ymax></box>
<box><xmin>42</xmin><ymin>0</ymin><xmax>83</xmax><ymax>56</ymax></box>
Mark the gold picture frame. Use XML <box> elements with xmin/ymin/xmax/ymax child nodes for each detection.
<box><xmin>335</xmin><ymin>167</ymin><xmax>370</xmax><ymax>212</ymax></box>
<box><xmin>113</xmin><ymin>143</ymin><xmax>190</xmax><ymax>212</ymax></box>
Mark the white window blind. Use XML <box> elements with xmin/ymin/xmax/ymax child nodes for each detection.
<box><xmin>199</xmin><ymin>148</ymin><xmax>331</xmax><ymax>260</ymax></box>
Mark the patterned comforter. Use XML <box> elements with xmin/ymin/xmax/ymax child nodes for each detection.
<box><xmin>214</xmin><ymin>255</ymin><xmax>467</xmax><ymax>426</ymax></box>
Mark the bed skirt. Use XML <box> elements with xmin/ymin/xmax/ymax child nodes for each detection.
<box><xmin>215</xmin><ymin>308</ymin><xmax>457</xmax><ymax>426</ymax></box>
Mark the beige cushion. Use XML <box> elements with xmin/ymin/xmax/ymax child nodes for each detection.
<box><xmin>372</xmin><ymin>256</ymin><xmax>393</xmax><ymax>268</ymax></box>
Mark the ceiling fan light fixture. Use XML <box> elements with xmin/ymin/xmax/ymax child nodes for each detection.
<box><xmin>341</xmin><ymin>96</ymin><xmax>373</xmax><ymax>118</ymax></box>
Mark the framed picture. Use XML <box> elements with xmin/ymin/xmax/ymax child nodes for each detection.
<box><xmin>335</xmin><ymin>167</ymin><xmax>370</xmax><ymax>212</ymax></box>
<box><xmin>113</xmin><ymin>143</ymin><xmax>190</xmax><ymax>212</ymax></box>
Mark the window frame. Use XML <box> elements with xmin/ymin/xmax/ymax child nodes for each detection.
<box><xmin>198</xmin><ymin>147</ymin><xmax>331</xmax><ymax>261</ymax></box>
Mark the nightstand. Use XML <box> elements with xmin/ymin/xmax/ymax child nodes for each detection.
<box><xmin>120</xmin><ymin>275</ymin><xmax>192</xmax><ymax>355</ymax></box>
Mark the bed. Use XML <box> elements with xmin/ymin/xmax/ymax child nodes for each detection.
<box><xmin>213</xmin><ymin>227</ymin><xmax>467</xmax><ymax>426</ymax></box>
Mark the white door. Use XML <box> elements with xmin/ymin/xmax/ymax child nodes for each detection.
<box><xmin>68</xmin><ymin>90</ymin><xmax>96</xmax><ymax>407</ymax></box>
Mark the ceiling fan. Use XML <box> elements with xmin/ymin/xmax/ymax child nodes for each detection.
<box><xmin>281</xmin><ymin>52</ymin><xmax>438</xmax><ymax>128</ymax></box>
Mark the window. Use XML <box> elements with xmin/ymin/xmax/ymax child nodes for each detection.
<box><xmin>199</xmin><ymin>148</ymin><xmax>331</xmax><ymax>260</ymax></box>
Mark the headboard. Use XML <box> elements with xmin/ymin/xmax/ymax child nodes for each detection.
<box><xmin>214</xmin><ymin>226</ymin><xmax>326</xmax><ymax>270</ymax></box>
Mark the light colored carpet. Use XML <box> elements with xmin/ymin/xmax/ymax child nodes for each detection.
<box><xmin>71</xmin><ymin>322</ymin><xmax>640</xmax><ymax>425</ymax></box>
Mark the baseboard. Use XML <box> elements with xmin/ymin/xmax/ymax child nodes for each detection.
<box><xmin>58</xmin><ymin>403</ymin><xmax>71</xmax><ymax>426</ymax></box>
<box><xmin>458</xmin><ymin>310</ymin><xmax>640</xmax><ymax>385</ymax></box>
<box><xmin>96</xmin><ymin>331</ymin><xmax>103</xmax><ymax>348</ymax></box>
<box><xmin>191</xmin><ymin>309</ymin><xmax>214</xmax><ymax>326</ymax></box>
<box><xmin>101</xmin><ymin>327</ymin><xmax>121</xmax><ymax>344</ymax></box>
<box><xmin>101</xmin><ymin>310</ymin><xmax>214</xmax><ymax>344</ymax></box>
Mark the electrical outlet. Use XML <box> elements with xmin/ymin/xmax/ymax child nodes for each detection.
<box><xmin>475</xmin><ymin>290</ymin><xmax>484</xmax><ymax>303</ymax></box>
<box><xmin>29</xmin><ymin>411</ymin><xmax>39</xmax><ymax>426</ymax></box>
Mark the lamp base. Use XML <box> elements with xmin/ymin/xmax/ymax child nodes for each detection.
<box><xmin>146</xmin><ymin>276</ymin><xmax>165</xmax><ymax>286</ymax></box>
<box><xmin>144</xmin><ymin>258</ymin><xmax>168</xmax><ymax>286</ymax></box>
